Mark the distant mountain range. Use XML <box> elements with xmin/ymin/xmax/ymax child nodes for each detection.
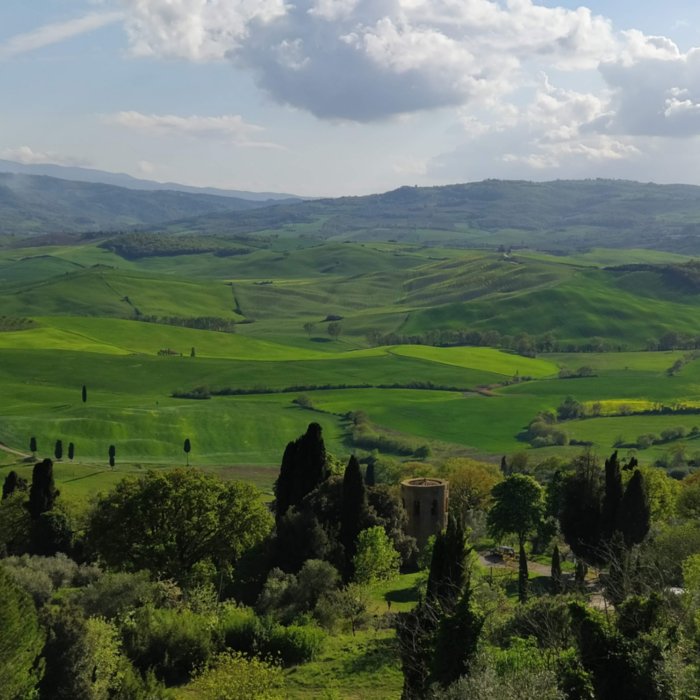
<box><xmin>160</xmin><ymin>179</ymin><xmax>700</xmax><ymax>253</ymax></box>
<box><xmin>0</xmin><ymin>171</ymin><xmax>284</xmax><ymax>236</ymax></box>
<box><xmin>5</xmin><ymin>174</ymin><xmax>700</xmax><ymax>254</ymax></box>
<box><xmin>0</xmin><ymin>159</ymin><xmax>301</xmax><ymax>202</ymax></box>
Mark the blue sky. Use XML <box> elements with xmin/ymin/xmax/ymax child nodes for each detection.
<box><xmin>2</xmin><ymin>1</ymin><xmax>700</xmax><ymax>196</ymax></box>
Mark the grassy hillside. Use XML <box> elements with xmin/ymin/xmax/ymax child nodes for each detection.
<box><xmin>1</xmin><ymin>235</ymin><xmax>700</xmax><ymax>496</ymax></box>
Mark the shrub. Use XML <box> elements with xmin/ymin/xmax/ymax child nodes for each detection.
<box><xmin>3</xmin><ymin>553</ymin><xmax>100</xmax><ymax>605</ymax></box>
<box><xmin>123</xmin><ymin>606</ymin><xmax>214</xmax><ymax>685</ymax></box>
<box><xmin>78</xmin><ymin>571</ymin><xmax>164</xmax><ymax>620</ymax></box>
<box><xmin>188</xmin><ymin>651</ymin><xmax>284</xmax><ymax>700</ymax></box>
<box><xmin>217</xmin><ymin>605</ymin><xmax>324</xmax><ymax>665</ymax></box>
<box><xmin>265</xmin><ymin>622</ymin><xmax>325</xmax><ymax>665</ymax></box>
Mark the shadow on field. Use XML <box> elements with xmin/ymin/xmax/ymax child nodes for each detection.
<box><xmin>385</xmin><ymin>585</ymin><xmax>419</xmax><ymax>606</ymax></box>
<box><xmin>310</xmin><ymin>337</ymin><xmax>332</xmax><ymax>343</ymax></box>
<box><xmin>342</xmin><ymin>636</ymin><xmax>398</xmax><ymax>675</ymax></box>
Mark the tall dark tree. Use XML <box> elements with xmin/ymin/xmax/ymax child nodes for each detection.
<box><xmin>340</xmin><ymin>455</ymin><xmax>368</xmax><ymax>579</ymax></box>
<box><xmin>108</xmin><ymin>444</ymin><xmax>116</xmax><ymax>469</ymax></box>
<box><xmin>616</xmin><ymin>470</ymin><xmax>651</xmax><ymax>548</ymax></box>
<box><xmin>601</xmin><ymin>451</ymin><xmax>623</xmax><ymax>539</ymax></box>
<box><xmin>27</xmin><ymin>458</ymin><xmax>59</xmax><ymax>519</ymax></box>
<box><xmin>81</xmin><ymin>384</ymin><xmax>87</xmax><ymax>403</ymax></box>
<box><xmin>431</xmin><ymin>584</ymin><xmax>484</xmax><ymax>688</ymax></box>
<box><xmin>29</xmin><ymin>436</ymin><xmax>37</xmax><ymax>456</ymax></box>
<box><xmin>274</xmin><ymin>422</ymin><xmax>330</xmax><ymax>522</ymax></box>
<box><xmin>396</xmin><ymin>602</ymin><xmax>439</xmax><ymax>700</ymax></box>
<box><xmin>427</xmin><ymin>516</ymin><xmax>469</xmax><ymax>610</ymax></box>
<box><xmin>2</xmin><ymin>471</ymin><xmax>27</xmax><ymax>500</ymax></box>
<box><xmin>54</xmin><ymin>439</ymin><xmax>63</xmax><ymax>461</ymax></box>
<box><xmin>365</xmin><ymin>460</ymin><xmax>376</xmax><ymax>487</ymax></box>
<box><xmin>67</xmin><ymin>442</ymin><xmax>75</xmax><ymax>461</ymax></box>
<box><xmin>184</xmin><ymin>438</ymin><xmax>191</xmax><ymax>466</ymax></box>
<box><xmin>551</xmin><ymin>544</ymin><xmax>563</xmax><ymax>593</ymax></box>
<box><xmin>500</xmin><ymin>455</ymin><xmax>510</xmax><ymax>476</ymax></box>
<box><xmin>560</xmin><ymin>451</ymin><xmax>605</xmax><ymax>566</ymax></box>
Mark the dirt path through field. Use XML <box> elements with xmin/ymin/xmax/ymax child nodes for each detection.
<box><xmin>0</xmin><ymin>442</ymin><xmax>30</xmax><ymax>459</ymax></box>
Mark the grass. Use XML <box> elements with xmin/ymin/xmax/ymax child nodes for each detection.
<box><xmin>284</xmin><ymin>628</ymin><xmax>403</xmax><ymax>700</ymax></box>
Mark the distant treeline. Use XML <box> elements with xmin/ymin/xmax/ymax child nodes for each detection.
<box><xmin>648</xmin><ymin>332</ymin><xmax>700</xmax><ymax>351</ymax></box>
<box><xmin>0</xmin><ymin>316</ymin><xmax>36</xmax><ymax>332</ymax></box>
<box><xmin>172</xmin><ymin>380</ymin><xmax>474</xmax><ymax>400</ymax></box>
<box><xmin>100</xmin><ymin>233</ymin><xmax>251</xmax><ymax>260</ymax></box>
<box><xmin>346</xmin><ymin>410</ymin><xmax>431</xmax><ymax>458</ymax></box>
<box><xmin>366</xmin><ymin>329</ymin><xmax>619</xmax><ymax>354</ymax></box>
<box><xmin>137</xmin><ymin>315</ymin><xmax>238</xmax><ymax>333</ymax></box>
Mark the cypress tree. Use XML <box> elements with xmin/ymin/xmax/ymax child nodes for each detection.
<box><xmin>340</xmin><ymin>455</ymin><xmax>368</xmax><ymax>579</ymax></box>
<box><xmin>54</xmin><ymin>439</ymin><xmax>63</xmax><ymax>461</ymax></box>
<box><xmin>274</xmin><ymin>422</ymin><xmax>329</xmax><ymax>522</ymax></box>
<box><xmin>601</xmin><ymin>451</ymin><xmax>623</xmax><ymax>539</ymax></box>
<box><xmin>184</xmin><ymin>438</ymin><xmax>191</xmax><ymax>466</ymax></box>
<box><xmin>560</xmin><ymin>452</ymin><xmax>604</xmax><ymax>566</ymax></box>
<box><xmin>427</xmin><ymin>516</ymin><xmax>469</xmax><ymax>610</ymax></box>
<box><xmin>29</xmin><ymin>436</ymin><xmax>37</xmax><ymax>455</ymax></box>
<box><xmin>108</xmin><ymin>444</ymin><xmax>116</xmax><ymax>469</ymax></box>
<box><xmin>2</xmin><ymin>471</ymin><xmax>27</xmax><ymax>500</ymax></box>
<box><xmin>27</xmin><ymin>458</ymin><xmax>59</xmax><ymax>519</ymax></box>
<box><xmin>551</xmin><ymin>544</ymin><xmax>563</xmax><ymax>593</ymax></box>
<box><xmin>67</xmin><ymin>442</ymin><xmax>75</xmax><ymax>461</ymax></box>
<box><xmin>365</xmin><ymin>460</ymin><xmax>376</xmax><ymax>487</ymax></box>
<box><xmin>500</xmin><ymin>455</ymin><xmax>509</xmax><ymax>476</ymax></box>
<box><xmin>616</xmin><ymin>469</ymin><xmax>650</xmax><ymax>548</ymax></box>
<box><xmin>81</xmin><ymin>384</ymin><xmax>87</xmax><ymax>403</ymax></box>
<box><xmin>431</xmin><ymin>583</ymin><xmax>484</xmax><ymax>688</ymax></box>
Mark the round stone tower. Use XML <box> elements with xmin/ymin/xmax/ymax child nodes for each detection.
<box><xmin>400</xmin><ymin>477</ymin><xmax>449</xmax><ymax>549</ymax></box>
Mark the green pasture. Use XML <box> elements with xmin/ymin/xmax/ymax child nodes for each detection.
<box><xmin>565</xmin><ymin>415</ymin><xmax>700</xmax><ymax>455</ymax></box>
<box><xmin>403</xmin><ymin>266</ymin><xmax>700</xmax><ymax>348</ymax></box>
<box><xmin>2</xmin><ymin>238</ymin><xmax>700</xmax><ymax>491</ymax></box>
<box><xmin>550</xmin><ymin>351</ymin><xmax>685</xmax><ymax>372</ymax></box>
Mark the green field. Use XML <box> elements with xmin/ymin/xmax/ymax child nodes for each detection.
<box><xmin>2</xmin><ymin>236</ymin><xmax>700</xmax><ymax>497</ymax></box>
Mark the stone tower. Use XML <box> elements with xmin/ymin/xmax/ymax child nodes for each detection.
<box><xmin>401</xmin><ymin>477</ymin><xmax>449</xmax><ymax>549</ymax></box>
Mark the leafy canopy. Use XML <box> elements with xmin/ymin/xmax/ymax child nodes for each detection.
<box><xmin>87</xmin><ymin>469</ymin><xmax>273</xmax><ymax>582</ymax></box>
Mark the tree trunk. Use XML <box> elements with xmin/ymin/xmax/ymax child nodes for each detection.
<box><xmin>518</xmin><ymin>537</ymin><xmax>528</xmax><ymax>603</ymax></box>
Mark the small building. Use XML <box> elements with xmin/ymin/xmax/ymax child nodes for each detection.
<box><xmin>400</xmin><ymin>477</ymin><xmax>449</xmax><ymax>549</ymax></box>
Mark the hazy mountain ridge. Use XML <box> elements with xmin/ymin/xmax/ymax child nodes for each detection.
<box><xmin>163</xmin><ymin>179</ymin><xmax>700</xmax><ymax>253</ymax></box>
<box><xmin>0</xmin><ymin>172</ymin><xmax>273</xmax><ymax>235</ymax></box>
<box><xmin>0</xmin><ymin>159</ymin><xmax>302</xmax><ymax>202</ymax></box>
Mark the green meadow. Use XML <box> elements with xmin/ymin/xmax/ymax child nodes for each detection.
<box><xmin>1</xmin><ymin>236</ymin><xmax>700</xmax><ymax>498</ymax></box>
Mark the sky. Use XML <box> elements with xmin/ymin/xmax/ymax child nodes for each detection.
<box><xmin>3</xmin><ymin>1</ymin><xmax>700</xmax><ymax>196</ymax></box>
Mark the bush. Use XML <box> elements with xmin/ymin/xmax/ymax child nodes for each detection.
<box><xmin>265</xmin><ymin>622</ymin><xmax>325</xmax><ymax>665</ymax></box>
<box><xmin>123</xmin><ymin>606</ymin><xmax>214</xmax><ymax>685</ymax></box>
<box><xmin>188</xmin><ymin>651</ymin><xmax>284</xmax><ymax>700</ymax></box>
<box><xmin>3</xmin><ymin>553</ymin><xmax>100</xmax><ymax>605</ymax></box>
<box><xmin>78</xmin><ymin>571</ymin><xmax>166</xmax><ymax>620</ymax></box>
<box><xmin>217</xmin><ymin>605</ymin><xmax>324</xmax><ymax>666</ymax></box>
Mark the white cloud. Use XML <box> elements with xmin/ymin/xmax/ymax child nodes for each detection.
<box><xmin>0</xmin><ymin>146</ymin><xmax>90</xmax><ymax>167</ymax></box>
<box><xmin>116</xmin><ymin>0</ymin><xmax>623</xmax><ymax>120</ymax></box>
<box><xmin>591</xmin><ymin>47</ymin><xmax>700</xmax><ymax>138</ymax></box>
<box><xmin>0</xmin><ymin>12</ymin><xmax>122</xmax><ymax>59</ymax></box>
<box><xmin>121</xmin><ymin>0</ymin><xmax>287</xmax><ymax>61</ymax></box>
<box><xmin>108</xmin><ymin>111</ymin><xmax>282</xmax><ymax>149</ymax></box>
